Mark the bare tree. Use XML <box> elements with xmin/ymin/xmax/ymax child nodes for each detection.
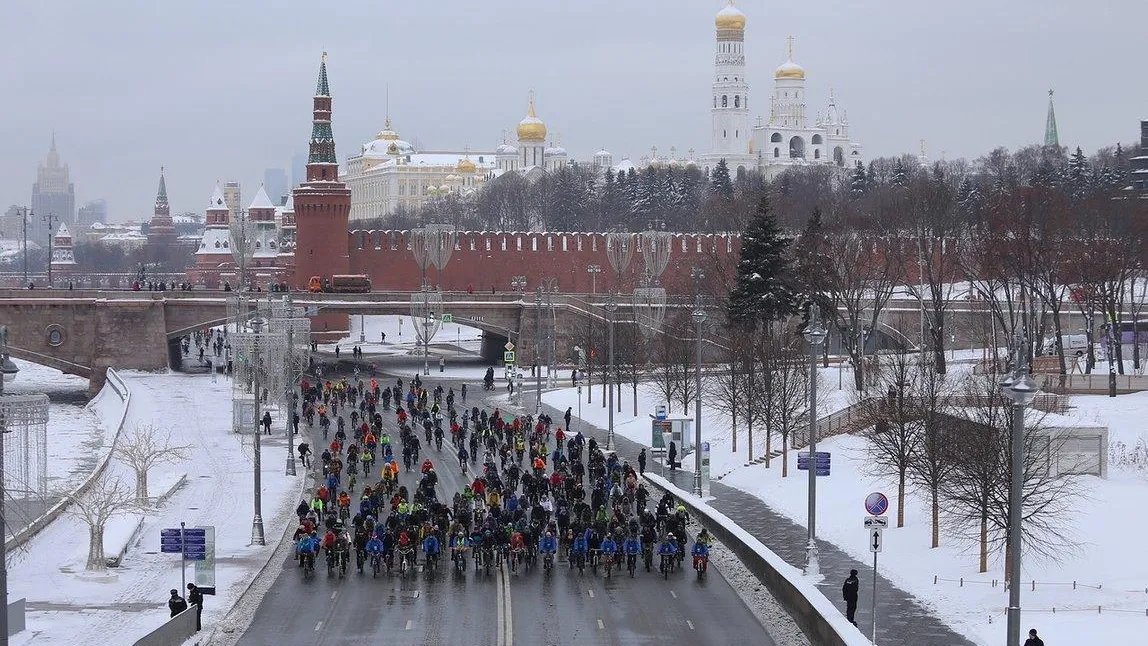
<box><xmin>69</xmin><ymin>474</ymin><xmax>136</xmax><ymax>572</ymax></box>
<box><xmin>760</xmin><ymin>326</ymin><xmax>810</xmax><ymax>477</ymax></box>
<box><xmin>116</xmin><ymin>422</ymin><xmax>190</xmax><ymax>505</ymax></box>
<box><xmin>943</xmin><ymin>368</ymin><xmax>1080</xmax><ymax>577</ymax></box>
<box><xmin>707</xmin><ymin>328</ymin><xmax>753</xmax><ymax>456</ymax></box>
<box><xmin>821</xmin><ymin>231</ymin><xmax>897</xmax><ymax>390</ymax></box>
<box><xmin>865</xmin><ymin>352</ymin><xmax>922</xmax><ymax>528</ymax></box>
<box><xmin>905</xmin><ymin>358</ymin><xmax>959</xmax><ymax>548</ymax></box>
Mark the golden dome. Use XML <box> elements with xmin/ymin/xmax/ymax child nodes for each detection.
<box><xmin>715</xmin><ymin>1</ymin><xmax>746</xmax><ymax>30</ymax></box>
<box><xmin>457</xmin><ymin>156</ymin><xmax>477</xmax><ymax>173</ymax></box>
<box><xmin>775</xmin><ymin>59</ymin><xmax>805</xmax><ymax>80</ymax></box>
<box><xmin>516</xmin><ymin>94</ymin><xmax>547</xmax><ymax>142</ymax></box>
<box><xmin>376</xmin><ymin>117</ymin><xmax>400</xmax><ymax>141</ymax></box>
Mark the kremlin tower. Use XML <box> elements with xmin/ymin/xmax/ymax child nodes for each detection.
<box><xmin>146</xmin><ymin>168</ymin><xmax>179</xmax><ymax>263</ymax></box>
<box><xmin>190</xmin><ymin>183</ymin><xmax>234</xmax><ymax>288</ymax></box>
<box><xmin>292</xmin><ymin>53</ymin><xmax>351</xmax><ymax>289</ymax></box>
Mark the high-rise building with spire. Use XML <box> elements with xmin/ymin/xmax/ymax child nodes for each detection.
<box><xmin>31</xmin><ymin>132</ymin><xmax>76</xmax><ymax>240</ymax></box>
<box><xmin>1044</xmin><ymin>89</ymin><xmax>1060</xmax><ymax>148</ymax></box>
<box><xmin>292</xmin><ymin>53</ymin><xmax>351</xmax><ymax>288</ymax></box>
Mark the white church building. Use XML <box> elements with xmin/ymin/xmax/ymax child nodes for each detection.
<box><xmin>702</xmin><ymin>1</ymin><xmax>863</xmax><ymax>178</ymax></box>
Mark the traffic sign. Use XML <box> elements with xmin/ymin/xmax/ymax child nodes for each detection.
<box><xmin>869</xmin><ymin>528</ymin><xmax>883</xmax><ymax>553</ymax></box>
<box><xmin>441</xmin><ymin>313</ymin><xmax>453</xmax><ymax>323</ymax></box>
<box><xmin>504</xmin><ymin>351</ymin><xmax>516</xmax><ymax>364</ymax></box>
<box><xmin>655</xmin><ymin>404</ymin><xmax>667</xmax><ymax>421</ymax></box>
<box><xmin>797</xmin><ymin>451</ymin><xmax>831</xmax><ymax>476</ymax></box>
<box><xmin>864</xmin><ymin>516</ymin><xmax>889</xmax><ymax>529</ymax></box>
<box><xmin>865</xmin><ymin>492</ymin><xmax>889</xmax><ymax>516</ymax></box>
<box><xmin>504</xmin><ymin>341</ymin><xmax>515</xmax><ymax>352</ymax></box>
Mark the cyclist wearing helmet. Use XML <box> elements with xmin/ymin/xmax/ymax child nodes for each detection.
<box><xmin>538</xmin><ymin>531</ymin><xmax>558</xmax><ymax>555</ymax></box>
<box><xmin>600</xmin><ymin>532</ymin><xmax>619</xmax><ymax>557</ymax></box>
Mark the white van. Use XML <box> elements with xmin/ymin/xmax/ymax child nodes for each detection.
<box><xmin>1043</xmin><ymin>334</ymin><xmax>1089</xmax><ymax>357</ymax></box>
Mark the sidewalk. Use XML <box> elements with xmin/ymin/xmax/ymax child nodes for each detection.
<box><xmin>532</xmin><ymin>394</ymin><xmax>976</xmax><ymax>646</ymax></box>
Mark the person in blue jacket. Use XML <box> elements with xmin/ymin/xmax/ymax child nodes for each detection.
<box><xmin>623</xmin><ymin>533</ymin><xmax>642</xmax><ymax>557</ymax></box>
<box><xmin>538</xmin><ymin>531</ymin><xmax>558</xmax><ymax>554</ymax></box>
<box><xmin>422</xmin><ymin>532</ymin><xmax>441</xmax><ymax>565</ymax></box>
<box><xmin>365</xmin><ymin>535</ymin><xmax>385</xmax><ymax>555</ymax></box>
<box><xmin>297</xmin><ymin>532</ymin><xmax>319</xmax><ymax>569</ymax></box>
<box><xmin>600</xmin><ymin>532</ymin><xmax>619</xmax><ymax>559</ymax></box>
<box><xmin>570</xmin><ymin>529</ymin><xmax>589</xmax><ymax>569</ymax></box>
<box><xmin>657</xmin><ymin>535</ymin><xmax>678</xmax><ymax>556</ymax></box>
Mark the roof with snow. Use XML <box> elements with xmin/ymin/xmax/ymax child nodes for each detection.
<box><xmin>248</xmin><ymin>185</ymin><xmax>274</xmax><ymax>210</ymax></box>
<box><xmin>54</xmin><ymin>222</ymin><xmax>71</xmax><ymax>239</ymax></box>
<box><xmin>208</xmin><ymin>183</ymin><xmax>227</xmax><ymax>210</ymax></box>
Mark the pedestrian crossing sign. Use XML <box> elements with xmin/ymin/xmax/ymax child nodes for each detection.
<box><xmin>504</xmin><ymin>351</ymin><xmax>516</xmax><ymax>364</ymax></box>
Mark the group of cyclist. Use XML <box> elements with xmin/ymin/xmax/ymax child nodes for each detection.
<box><xmin>291</xmin><ymin>370</ymin><xmax>712</xmax><ymax>581</ymax></box>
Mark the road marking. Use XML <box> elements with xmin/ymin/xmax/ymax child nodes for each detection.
<box><xmin>503</xmin><ymin>562</ymin><xmax>514</xmax><ymax>646</ymax></box>
<box><xmin>314</xmin><ymin>621</ymin><xmax>323</xmax><ymax>632</ymax></box>
<box><xmin>686</xmin><ymin>620</ymin><xmax>695</xmax><ymax>630</ymax></box>
<box><xmin>597</xmin><ymin>619</ymin><xmax>605</xmax><ymax>630</ymax></box>
<box><xmin>587</xmin><ymin>589</ymin><xmax>594</xmax><ymax>598</ymax></box>
<box><xmin>669</xmin><ymin>590</ymin><xmax>677</xmax><ymax>599</ymax></box>
<box><xmin>497</xmin><ymin>564</ymin><xmax>505</xmax><ymax>646</ymax></box>
<box><xmin>330</xmin><ymin>591</ymin><xmax>338</xmax><ymax>600</ymax></box>
<box><xmin>405</xmin><ymin>619</ymin><xmax>413</xmax><ymax>630</ymax></box>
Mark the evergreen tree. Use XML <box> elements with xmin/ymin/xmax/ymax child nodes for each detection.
<box><xmin>891</xmin><ymin>159</ymin><xmax>909</xmax><ymax>187</ymax></box>
<box><xmin>850</xmin><ymin>161</ymin><xmax>868</xmax><ymax>195</ymax></box>
<box><xmin>727</xmin><ymin>196</ymin><xmax>798</xmax><ymax>326</ymax></box>
<box><xmin>709</xmin><ymin>159</ymin><xmax>735</xmax><ymax>200</ymax></box>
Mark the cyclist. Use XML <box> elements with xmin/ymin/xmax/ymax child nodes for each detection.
<box><xmin>538</xmin><ymin>531</ymin><xmax>558</xmax><ymax>557</ymax></box>
<box><xmin>691</xmin><ymin>537</ymin><xmax>711</xmax><ymax>570</ymax></box>
<box><xmin>570</xmin><ymin>527</ymin><xmax>589</xmax><ymax>570</ymax></box>
<box><xmin>421</xmin><ymin>458</ymin><xmax>434</xmax><ymax>474</ymax></box>
<box><xmin>450</xmin><ymin>530</ymin><xmax>470</xmax><ymax>565</ymax></box>
<box><xmin>657</xmin><ymin>533</ymin><xmax>678</xmax><ymax>571</ymax></box>
<box><xmin>623</xmin><ymin>531</ymin><xmax>642</xmax><ymax>567</ymax></box>
<box><xmin>600</xmin><ymin>532</ymin><xmax>619</xmax><ymax>568</ymax></box>
<box><xmin>297</xmin><ymin>531</ymin><xmax>319</xmax><ymax>569</ymax></box>
<box><xmin>422</xmin><ymin>531</ymin><xmax>441</xmax><ymax>568</ymax></box>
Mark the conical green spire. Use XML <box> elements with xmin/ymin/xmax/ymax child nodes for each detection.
<box><xmin>1044</xmin><ymin>89</ymin><xmax>1059</xmax><ymax>148</ymax></box>
<box><xmin>156</xmin><ymin>167</ymin><xmax>168</xmax><ymax>207</ymax></box>
<box><xmin>315</xmin><ymin>52</ymin><xmax>330</xmax><ymax>96</ymax></box>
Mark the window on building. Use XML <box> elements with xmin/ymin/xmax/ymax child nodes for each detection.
<box><xmin>577</xmin><ymin>236</ymin><xmax>583</xmax><ymax>251</ymax></box>
<box><xmin>517</xmin><ymin>237</ymin><xmax>522</xmax><ymax>252</ymax></box>
<box><xmin>591</xmin><ymin>237</ymin><xmax>597</xmax><ymax>252</ymax></box>
<box><xmin>812</xmin><ymin>134</ymin><xmax>823</xmax><ymax>145</ymax></box>
<box><xmin>814</xmin><ymin>149</ymin><xmax>821</xmax><ymax>159</ymax></box>
<box><xmin>734</xmin><ymin>95</ymin><xmax>740</xmax><ymax>108</ymax></box>
<box><xmin>774</xmin><ymin>147</ymin><xmax>779</xmax><ymax>158</ymax></box>
<box><xmin>561</xmin><ymin>236</ymin><xmax>567</xmax><ymax>252</ymax></box>
<box><xmin>547</xmin><ymin>236</ymin><xmax>553</xmax><ymax>251</ymax></box>
<box><xmin>469</xmin><ymin>238</ymin><xmax>476</xmax><ymax>251</ymax></box>
<box><xmin>722</xmin><ymin>95</ymin><xmax>728</xmax><ymax>107</ymax></box>
<box><xmin>531</xmin><ymin>237</ymin><xmax>537</xmax><ymax>252</ymax></box>
<box><xmin>771</xmin><ymin>133</ymin><xmax>782</xmax><ymax>143</ymax></box>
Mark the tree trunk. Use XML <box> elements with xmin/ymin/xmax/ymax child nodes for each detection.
<box><xmin>88</xmin><ymin>524</ymin><xmax>106</xmax><ymax>572</ymax></box>
<box><xmin>930</xmin><ymin>484</ymin><xmax>940</xmax><ymax>549</ymax></box>
<box><xmin>632</xmin><ymin>382</ymin><xmax>638</xmax><ymax>417</ymax></box>
<box><xmin>136</xmin><ymin>468</ymin><xmax>149</xmax><ymax>505</ymax></box>
<box><xmin>781</xmin><ymin>440</ymin><xmax>788</xmax><ymax>477</ymax></box>
<box><xmin>763</xmin><ymin>424</ymin><xmax>770</xmax><ymax>468</ymax></box>
<box><xmin>978</xmin><ymin>512</ymin><xmax>988</xmax><ymax>573</ymax></box>
<box><xmin>897</xmin><ymin>469</ymin><xmax>906</xmax><ymax>529</ymax></box>
<box><xmin>930</xmin><ymin>308</ymin><xmax>947</xmax><ymax>374</ymax></box>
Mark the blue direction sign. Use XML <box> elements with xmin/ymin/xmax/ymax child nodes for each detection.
<box><xmin>797</xmin><ymin>451</ymin><xmax>831</xmax><ymax>476</ymax></box>
<box><xmin>160</xmin><ymin>528</ymin><xmax>185</xmax><ymax>553</ymax></box>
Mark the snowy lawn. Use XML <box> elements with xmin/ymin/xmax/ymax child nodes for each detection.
<box><xmin>320</xmin><ymin>314</ymin><xmax>483</xmax><ymax>355</ymax></box>
<box><xmin>7</xmin><ymin>371</ymin><xmax>301</xmax><ymax>646</ymax></box>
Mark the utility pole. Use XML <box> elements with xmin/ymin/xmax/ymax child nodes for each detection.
<box><xmin>21</xmin><ymin>207</ymin><xmax>31</xmax><ymax>287</ymax></box>
<box><xmin>250</xmin><ymin>313</ymin><xmax>266</xmax><ymax>546</ymax></box>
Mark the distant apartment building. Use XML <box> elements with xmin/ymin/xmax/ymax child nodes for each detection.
<box><xmin>1131</xmin><ymin>120</ymin><xmax>1148</xmax><ymax>192</ymax></box>
<box><xmin>31</xmin><ymin>133</ymin><xmax>75</xmax><ymax>240</ymax></box>
<box><xmin>223</xmin><ymin>181</ymin><xmax>242</xmax><ymax>220</ymax></box>
<box><xmin>77</xmin><ymin>199</ymin><xmax>107</xmax><ymax>230</ymax></box>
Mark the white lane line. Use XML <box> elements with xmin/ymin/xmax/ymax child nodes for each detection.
<box><xmin>497</xmin><ymin>564</ymin><xmax>505</xmax><ymax>646</ymax></box>
<box><xmin>587</xmin><ymin>589</ymin><xmax>595</xmax><ymax>598</ymax></box>
<box><xmin>314</xmin><ymin>620</ymin><xmax>323</xmax><ymax>632</ymax></box>
<box><xmin>405</xmin><ymin>619</ymin><xmax>413</xmax><ymax>630</ymax></box>
<box><xmin>503</xmin><ymin>561</ymin><xmax>515</xmax><ymax>646</ymax></box>
<box><xmin>597</xmin><ymin>619</ymin><xmax>605</xmax><ymax>630</ymax></box>
<box><xmin>686</xmin><ymin>620</ymin><xmax>695</xmax><ymax>630</ymax></box>
<box><xmin>330</xmin><ymin>591</ymin><xmax>338</xmax><ymax>600</ymax></box>
<box><xmin>670</xmin><ymin>590</ymin><xmax>677</xmax><ymax>599</ymax></box>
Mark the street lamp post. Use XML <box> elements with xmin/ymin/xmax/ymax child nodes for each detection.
<box><xmin>803</xmin><ymin>304</ymin><xmax>828</xmax><ymax>576</ymax></box>
<box><xmin>511</xmin><ymin>276</ymin><xmax>527</xmax><ymax>293</ymax></box>
<box><xmin>690</xmin><ymin>268</ymin><xmax>706</xmax><ymax>497</ymax></box>
<box><xmin>535</xmin><ymin>287</ymin><xmax>543</xmax><ymax>413</ymax></box>
<box><xmin>249</xmin><ymin>314</ymin><xmax>266</xmax><ymax>546</ymax></box>
<box><xmin>587</xmin><ymin>264</ymin><xmax>601</xmax><ymax>295</ymax></box>
<box><xmin>604</xmin><ymin>294</ymin><xmax>618</xmax><ymax>450</ymax></box>
<box><xmin>1000</xmin><ymin>335</ymin><xmax>1039</xmax><ymax>646</ymax></box>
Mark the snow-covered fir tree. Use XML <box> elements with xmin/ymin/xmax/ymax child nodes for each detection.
<box><xmin>727</xmin><ymin>195</ymin><xmax>798</xmax><ymax>325</ymax></box>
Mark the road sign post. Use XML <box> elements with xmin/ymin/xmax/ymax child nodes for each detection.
<box><xmin>441</xmin><ymin>313</ymin><xmax>453</xmax><ymax>323</ymax></box>
<box><xmin>797</xmin><ymin>451</ymin><xmax>831</xmax><ymax>476</ymax></box>
<box><xmin>864</xmin><ymin>493</ymin><xmax>888</xmax><ymax>644</ymax></box>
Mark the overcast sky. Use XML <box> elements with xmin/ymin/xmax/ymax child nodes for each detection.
<box><xmin>2</xmin><ymin>0</ymin><xmax>1143</xmax><ymax>222</ymax></box>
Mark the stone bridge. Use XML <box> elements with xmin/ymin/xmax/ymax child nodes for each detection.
<box><xmin>0</xmin><ymin>288</ymin><xmax>1101</xmax><ymax>392</ymax></box>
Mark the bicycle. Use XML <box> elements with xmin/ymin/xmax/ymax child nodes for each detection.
<box><xmin>542</xmin><ymin>551</ymin><xmax>554</xmax><ymax>574</ymax></box>
<box><xmin>660</xmin><ymin>553</ymin><xmax>675</xmax><ymax>579</ymax></box>
<box><xmin>398</xmin><ymin>547</ymin><xmax>415</xmax><ymax>577</ymax></box>
<box><xmin>453</xmin><ymin>547</ymin><xmax>468</xmax><ymax>574</ymax></box>
<box><xmin>694</xmin><ymin>553</ymin><xmax>708</xmax><ymax>579</ymax></box>
<box><xmin>370</xmin><ymin>553</ymin><xmax>382</xmax><ymax>578</ymax></box>
<box><xmin>603</xmin><ymin>552</ymin><xmax>615</xmax><ymax>579</ymax></box>
<box><xmin>643</xmin><ymin>545</ymin><xmax>653</xmax><ymax>572</ymax></box>
<box><xmin>627</xmin><ymin>552</ymin><xmax>637</xmax><ymax>577</ymax></box>
<box><xmin>326</xmin><ymin>549</ymin><xmax>337</xmax><ymax>576</ymax></box>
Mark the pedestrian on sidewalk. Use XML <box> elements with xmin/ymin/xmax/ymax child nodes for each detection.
<box><xmin>187</xmin><ymin>583</ymin><xmax>204</xmax><ymax>631</ymax></box>
<box><xmin>668</xmin><ymin>442</ymin><xmax>677</xmax><ymax>471</ymax></box>
<box><xmin>564</xmin><ymin>407</ymin><xmax>572</xmax><ymax>430</ymax></box>
<box><xmin>261</xmin><ymin>411</ymin><xmax>273</xmax><ymax>435</ymax></box>
<box><xmin>842</xmin><ymin>569</ymin><xmax>859</xmax><ymax>625</ymax></box>
<box><xmin>440</xmin><ymin>357</ymin><xmax>446</xmax><ymax>373</ymax></box>
<box><xmin>1024</xmin><ymin>629</ymin><xmax>1044</xmax><ymax>646</ymax></box>
<box><xmin>638</xmin><ymin>448</ymin><xmax>646</xmax><ymax>475</ymax></box>
<box><xmin>167</xmin><ymin>589</ymin><xmax>188</xmax><ymax>618</ymax></box>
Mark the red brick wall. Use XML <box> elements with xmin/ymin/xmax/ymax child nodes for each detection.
<box><xmin>347</xmin><ymin>230</ymin><xmax>742</xmax><ymax>296</ymax></box>
<box><xmin>293</xmin><ymin>186</ymin><xmax>351</xmax><ymax>290</ymax></box>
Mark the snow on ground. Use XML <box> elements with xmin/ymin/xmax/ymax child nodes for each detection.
<box><xmin>7</xmin><ymin>371</ymin><xmax>300</xmax><ymax>646</ymax></box>
<box><xmin>4</xmin><ymin>360</ymin><xmax>109</xmax><ymax>535</ymax></box>
<box><xmin>545</xmin><ymin>361</ymin><xmax>1148</xmax><ymax>645</ymax></box>
<box><xmin>320</xmin><ymin>314</ymin><xmax>483</xmax><ymax>355</ymax></box>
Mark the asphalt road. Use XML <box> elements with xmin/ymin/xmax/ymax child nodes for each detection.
<box><xmin>237</xmin><ymin>365</ymin><xmax>773</xmax><ymax>646</ymax></box>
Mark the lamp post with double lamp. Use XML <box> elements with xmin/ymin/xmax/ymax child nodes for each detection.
<box><xmin>604</xmin><ymin>293</ymin><xmax>618</xmax><ymax>450</ymax></box>
<box><xmin>249</xmin><ymin>314</ymin><xmax>267</xmax><ymax>546</ymax></box>
<box><xmin>803</xmin><ymin>304</ymin><xmax>827</xmax><ymax>577</ymax></box>
<box><xmin>999</xmin><ymin>335</ymin><xmax>1039</xmax><ymax>646</ymax></box>
<box><xmin>587</xmin><ymin>264</ymin><xmax>601</xmax><ymax>295</ymax></box>
<box><xmin>690</xmin><ymin>268</ymin><xmax>706</xmax><ymax>497</ymax></box>
<box><xmin>510</xmin><ymin>276</ymin><xmax>527</xmax><ymax>294</ymax></box>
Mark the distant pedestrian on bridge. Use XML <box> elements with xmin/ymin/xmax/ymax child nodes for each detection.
<box><xmin>187</xmin><ymin>583</ymin><xmax>204</xmax><ymax>631</ymax></box>
<box><xmin>1024</xmin><ymin>629</ymin><xmax>1044</xmax><ymax>646</ymax></box>
<box><xmin>167</xmin><ymin>589</ymin><xmax>187</xmax><ymax>618</ymax></box>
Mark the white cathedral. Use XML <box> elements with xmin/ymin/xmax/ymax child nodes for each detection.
<box><xmin>702</xmin><ymin>0</ymin><xmax>863</xmax><ymax>178</ymax></box>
